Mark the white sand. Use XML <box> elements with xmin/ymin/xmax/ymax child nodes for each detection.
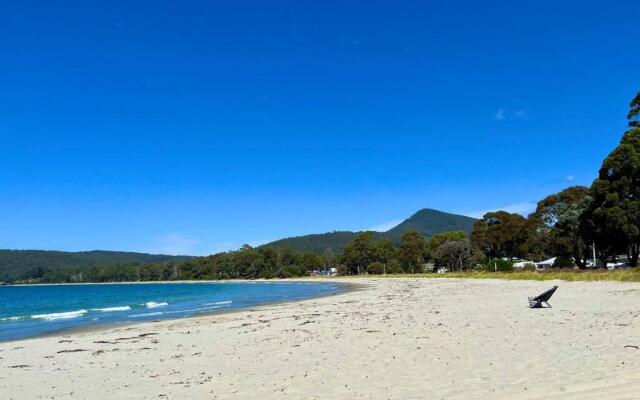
<box><xmin>1</xmin><ymin>278</ymin><xmax>639</xmax><ymax>399</ymax></box>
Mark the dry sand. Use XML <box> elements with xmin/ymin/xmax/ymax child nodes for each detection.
<box><xmin>1</xmin><ymin>278</ymin><xmax>639</xmax><ymax>399</ymax></box>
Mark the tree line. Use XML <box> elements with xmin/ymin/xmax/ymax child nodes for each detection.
<box><xmin>333</xmin><ymin>90</ymin><xmax>640</xmax><ymax>273</ymax></box>
<box><xmin>7</xmin><ymin>91</ymin><xmax>640</xmax><ymax>283</ymax></box>
<box><xmin>471</xmin><ymin>91</ymin><xmax>640</xmax><ymax>269</ymax></box>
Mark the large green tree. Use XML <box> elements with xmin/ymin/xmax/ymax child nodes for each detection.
<box><xmin>399</xmin><ymin>230</ymin><xmax>427</xmax><ymax>273</ymax></box>
<box><xmin>341</xmin><ymin>232</ymin><xmax>375</xmax><ymax>274</ymax></box>
<box><xmin>528</xmin><ymin>186</ymin><xmax>591</xmax><ymax>267</ymax></box>
<box><xmin>432</xmin><ymin>239</ymin><xmax>479</xmax><ymax>272</ymax></box>
<box><xmin>300</xmin><ymin>252</ymin><xmax>324</xmax><ymax>273</ymax></box>
<box><xmin>231</xmin><ymin>245</ymin><xmax>264</xmax><ymax>278</ymax></box>
<box><xmin>372</xmin><ymin>239</ymin><xmax>398</xmax><ymax>264</ymax></box>
<box><xmin>258</xmin><ymin>247</ymin><xmax>279</xmax><ymax>278</ymax></box>
<box><xmin>426</xmin><ymin>231</ymin><xmax>466</xmax><ymax>259</ymax></box>
<box><xmin>581</xmin><ymin>122</ymin><xmax>640</xmax><ymax>266</ymax></box>
<box><xmin>471</xmin><ymin>211</ymin><xmax>528</xmax><ymax>259</ymax></box>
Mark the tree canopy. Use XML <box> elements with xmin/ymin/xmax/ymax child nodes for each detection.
<box><xmin>581</xmin><ymin>125</ymin><xmax>640</xmax><ymax>266</ymax></box>
<box><xmin>628</xmin><ymin>90</ymin><xmax>640</xmax><ymax>127</ymax></box>
<box><xmin>527</xmin><ymin>186</ymin><xmax>591</xmax><ymax>267</ymax></box>
<box><xmin>470</xmin><ymin>211</ymin><xmax>528</xmax><ymax>259</ymax></box>
<box><xmin>399</xmin><ymin>230</ymin><xmax>428</xmax><ymax>273</ymax></box>
<box><xmin>432</xmin><ymin>239</ymin><xmax>479</xmax><ymax>272</ymax></box>
<box><xmin>4</xmin><ymin>90</ymin><xmax>640</xmax><ymax>282</ymax></box>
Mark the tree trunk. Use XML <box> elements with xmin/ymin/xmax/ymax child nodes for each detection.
<box><xmin>573</xmin><ymin>245</ymin><xmax>587</xmax><ymax>269</ymax></box>
<box><xmin>629</xmin><ymin>243</ymin><xmax>639</xmax><ymax>267</ymax></box>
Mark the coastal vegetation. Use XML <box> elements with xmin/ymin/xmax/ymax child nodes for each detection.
<box><xmin>338</xmin><ymin>269</ymin><xmax>640</xmax><ymax>283</ymax></box>
<box><xmin>2</xmin><ymin>91</ymin><xmax>639</xmax><ymax>284</ymax></box>
<box><xmin>0</xmin><ymin>250</ymin><xmax>191</xmax><ymax>283</ymax></box>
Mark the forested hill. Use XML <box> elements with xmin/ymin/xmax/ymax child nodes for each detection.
<box><xmin>0</xmin><ymin>250</ymin><xmax>192</xmax><ymax>282</ymax></box>
<box><xmin>382</xmin><ymin>209</ymin><xmax>477</xmax><ymax>243</ymax></box>
<box><xmin>264</xmin><ymin>208</ymin><xmax>477</xmax><ymax>254</ymax></box>
<box><xmin>1</xmin><ymin>209</ymin><xmax>476</xmax><ymax>281</ymax></box>
<box><xmin>264</xmin><ymin>231</ymin><xmax>359</xmax><ymax>255</ymax></box>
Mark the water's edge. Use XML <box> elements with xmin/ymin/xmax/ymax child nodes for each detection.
<box><xmin>0</xmin><ymin>280</ymin><xmax>362</xmax><ymax>344</ymax></box>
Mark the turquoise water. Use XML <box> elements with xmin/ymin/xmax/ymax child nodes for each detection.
<box><xmin>0</xmin><ymin>281</ymin><xmax>343</xmax><ymax>341</ymax></box>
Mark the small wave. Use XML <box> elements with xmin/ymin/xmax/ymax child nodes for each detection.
<box><xmin>31</xmin><ymin>310</ymin><xmax>88</xmax><ymax>321</ymax></box>
<box><xmin>145</xmin><ymin>302</ymin><xmax>168</xmax><ymax>309</ymax></box>
<box><xmin>91</xmin><ymin>306</ymin><xmax>132</xmax><ymax>312</ymax></box>
<box><xmin>0</xmin><ymin>316</ymin><xmax>26</xmax><ymax>322</ymax></box>
<box><xmin>205</xmin><ymin>300</ymin><xmax>232</xmax><ymax>306</ymax></box>
<box><xmin>130</xmin><ymin>311</ymin><xmax>163</xmax><ymax>318</ymax></box>
<box><xmin>165</xmin><ymin>305</ymin><xmax>222</xmax><ymax>315</ymax></box>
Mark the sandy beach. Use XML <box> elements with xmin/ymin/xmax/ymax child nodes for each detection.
<box><xmin>1</xmin><ymin>278</ymin><xmax>639</xmax><ymax>399</ymax></box>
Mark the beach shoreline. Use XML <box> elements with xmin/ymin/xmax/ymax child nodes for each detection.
<box><xmin>2</xmin><ymin>278</ymin><xmax>639</xmax><ymax>399</ymax></box>
<box><xmin>0</xmin><ymin>280</ymin><xmax>359</xmax><ymax>343</ymax></box>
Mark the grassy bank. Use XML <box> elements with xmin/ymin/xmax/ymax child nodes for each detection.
<box><xmin>330</xmin><ymin>269</ymin><xmax>640</xmax><ymax>282</ymax></box>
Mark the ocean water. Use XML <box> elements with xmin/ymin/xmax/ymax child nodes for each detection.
<box><xmin>0</xmin><ymin>281</ymin><xmax>343</xmax><ymax>341</ymax></box>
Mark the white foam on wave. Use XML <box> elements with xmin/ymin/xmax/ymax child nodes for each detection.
<box><xmin>0</xmin><ymin>316</ymin><xmax>25</xmax><ymax>322</ymax></box>
<box><xmin>205</xmin><ymin>300</ymin><xmax>232</xmax><ymax>306</ymax></box>
<box><xmin>31</xmin><ymin>309</ymin><xmax>88</xmax><ymax>321</ymax></box>
<box><xmin>145</xmin><ymin>302</ymin><xmax>168</xmax><ymax>309</ymax></box>
<box><xmin>91</xmin><ymin>306</ymin><xmax>132</xmax><ymax>312</ymax></box>
<box><xmin>130</xmin><ymin>311</ymin><xmax>163</xmax><ymax>318</ymax></box>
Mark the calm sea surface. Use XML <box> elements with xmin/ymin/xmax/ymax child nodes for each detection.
<box><xmin>0</xmin><ymin>281</ymin><xmax>344</xmax><ymax>341</ymax></box>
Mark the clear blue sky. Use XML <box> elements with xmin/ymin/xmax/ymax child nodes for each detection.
<box><xmin>1</xmin><ymin>1</ymin><xmax>639</xmax><ymax>255</ymax></box>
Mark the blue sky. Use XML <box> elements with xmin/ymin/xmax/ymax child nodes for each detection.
<box><xmin>1</xmin><ymin>1</ymin><xmax>639</xmax><ymax>255</ymax></box>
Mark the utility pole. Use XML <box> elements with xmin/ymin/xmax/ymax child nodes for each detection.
<box><xmin>592</xmin><ymin>242</ymin><xmax>597</xmax><ymax>267</ymax></box>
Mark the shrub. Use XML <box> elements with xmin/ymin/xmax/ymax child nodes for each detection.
<box><xmin>520</xmin><ymin>262</ymin><xmax>536</xmax><ymax>272</ymax></box>
<box><xmin>336</xmin><ymin>264</ymin><xmax>349</xmax><ymax>276</ymax></box>
<box><xmin>386</xmin><ymin>259</ymin><xmax>403</xmax><ymax>274</ymax></box>
<box><xmin>367</xmin><ymin>262</ymin><xmax>385</xmax><ymax>275</ymax></box>
<box><xmin>553</xmin><ymin>256</ymin><xmax>575</xmax><ymax>268</ymax></box>
<box><xmin>479</xmin><ymin>258</ymin><xmax>514</xmax><ymax>272</ymax></box>
<box><xmin>275</xmin><ymin>264</ymin><xmax>302</xmax><ymax>278</ymax></box>
<box><xmin>258</xmin><ymin>270</ymin><xmax>276</xmax><ymax>279</ymax></box>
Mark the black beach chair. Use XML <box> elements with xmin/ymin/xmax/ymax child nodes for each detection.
<box><xmin>528</xmin><ymin>286</ymin><xmax>558</xmax><ymax>308</ymax></box>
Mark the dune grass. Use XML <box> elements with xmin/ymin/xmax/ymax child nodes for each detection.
<box><xmin>330</xmin><ymin>269</ymin><xmax>640</xmax><ymax>282</ymax></box>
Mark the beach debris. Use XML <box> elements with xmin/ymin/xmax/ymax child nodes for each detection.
<box><xmin>8</xmin><ymin>364</ymin><xmax>32</xmax><ymax>368</ymax></box>
<box><xmin>56</xmin><ymin>349</ymin><xmax>88</xmax><ymax>354</ymax></box>
<box><xmin>114</xmin><ymin>332</ymin><xmax>158</xmax><ymax>341</ymax></box>
<box><xmin>624</xmin><ymin>345</ymin><xmax>639</xmax><ymax>350</ymax></box>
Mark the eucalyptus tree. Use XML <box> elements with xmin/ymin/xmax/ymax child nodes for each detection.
<box><xmin>470</xmin><ymin>211</ymin><xmax>528</xmax><ymax>259</ymax></box>
<box><xmin>399</xmin><ymin>230</ymin><xmax>427</xmax><ymax>273</ymax></box>
<box><xmin>581</xmin><ymin>120</ymin><xmax>640</xmax><ymax>266</ymax></box>
<box><xmin>432</xmin><ymin>239</ymin><xmax>478</xmax><ymax>272</ymax></box>
<box><xmin>340</xmin><ymin>232</ymin><xmax>375</xmax><ymax>274</ymax></box>
<box><xmin>528</xmin><ymin>186</ymin><xmax>591</xmax><ymax>267</ymax></box>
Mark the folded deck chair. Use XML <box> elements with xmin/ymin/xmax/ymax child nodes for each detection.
<box><xmin>528</xmin><ymin>285</ymin><xmax>558</xmax><ymax>308</ymax></box>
